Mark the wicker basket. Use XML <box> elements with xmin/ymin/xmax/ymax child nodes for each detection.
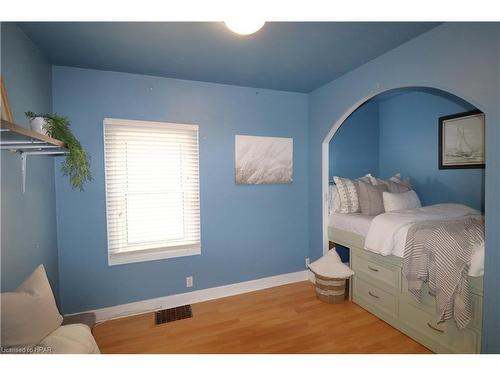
<box><xmin>313</xmin><ymin>273</ymin><xmax>348</xmax><ymax>304</ymax></box>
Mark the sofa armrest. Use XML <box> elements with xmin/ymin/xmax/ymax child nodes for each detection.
<box><xmin>62</xmin><ymin>313</ymin><xmax>96</xmax><ymax>331</ymax></box>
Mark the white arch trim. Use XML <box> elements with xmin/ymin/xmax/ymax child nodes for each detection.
<box><xmin>320</xmin><ymin>85</ymin><xmax>485</xmax><ymax>256</ymax></box>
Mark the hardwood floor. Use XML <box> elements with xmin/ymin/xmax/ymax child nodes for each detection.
<box><xmin>93</xmin><ymin>281</ymin><xmax>431</xmax><ymax>354</ymax></box>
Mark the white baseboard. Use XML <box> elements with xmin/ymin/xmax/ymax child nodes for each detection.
<box><xmin>75</xmin><ymin>270</ymin><xmax>309</xmax><ymax>322</ymax></box>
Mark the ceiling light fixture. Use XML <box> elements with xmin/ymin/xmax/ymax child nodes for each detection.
<box><xmin>224</xmin><ymin>20</ymin><xmax>265</xmax><ymax>35</ymax></box>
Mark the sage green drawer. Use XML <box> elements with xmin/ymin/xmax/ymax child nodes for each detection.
<box><xmin>399</xmin><ymin>300</ymin><xmax>479</xmax><ymax>353</ymax></box>
<box><xmin>470</xmin><ymin>294</ymin><xmax>483</xmax><ymax>331</ymax></box>
<box><xmin>402</xmin><ymin>279</ymin><xmax>435</xmax><ymax>308</ymax></box>
<box><xmin>353</xmin><ymin>276</ymin><xmax>398</xmax><ymax>320</ymax></box>
<box><xmin>401</xmin><ymin>278</ymin><xmax>483</xmax><ymax>331</ymax></box>
<box><xmin>352</xmin><ymin>253</ymin><xmax>400</xmax><ymax>291</ymax></box>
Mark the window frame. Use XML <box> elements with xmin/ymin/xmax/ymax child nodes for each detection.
<box><xmin>103</xmin><ymin>118</ymin><xmax>201</xmax><ymax>266</ymax></box>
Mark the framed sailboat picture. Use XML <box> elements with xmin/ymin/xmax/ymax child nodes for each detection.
<box><xmin>439</xmin><ymin>110</ymin><xmax>485</xmax><ymax>169</ymax></box>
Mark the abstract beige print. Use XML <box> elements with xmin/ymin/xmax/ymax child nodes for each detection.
<box><xmin>235</xmin><ymin>135</ymin><xmax>293</xmax><ymax>184</ymax></box>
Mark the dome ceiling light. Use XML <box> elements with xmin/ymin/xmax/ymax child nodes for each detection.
<box><xmin>224</xmin><ymin>20</ymin><xmax>265</xmax><ymax>35</ymax></box>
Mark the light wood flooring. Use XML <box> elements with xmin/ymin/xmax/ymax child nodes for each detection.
<box><xmin>93</xmin><ymin>281</ymin><xmax>431</xmax><ymax>354</ymax></box>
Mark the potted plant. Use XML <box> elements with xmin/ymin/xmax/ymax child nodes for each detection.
<box><xmin>28</xmin><ymin>115</ymin><xmax>49</xmax><ymax>135</ymax></box>
<box><xmin>25</xmin><ymin>111</ymin><xmax>92</xmax><ymax>191</ymax></box>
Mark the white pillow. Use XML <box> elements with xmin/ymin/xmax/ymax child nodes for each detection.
<box><xmin>1</xmin><ymin>265</ymin><xmax>63</xmax><ymax>348</ymax></box>
<box><xmin>383</xmin><ymin>190</ymin><xmax>422</xmax><ymax>212</ymax></box>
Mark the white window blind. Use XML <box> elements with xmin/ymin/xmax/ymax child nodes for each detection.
<box><xmin>103</xmin><ymin>118</ymin><xmax>200</xmax><ymax>265</ymax></box>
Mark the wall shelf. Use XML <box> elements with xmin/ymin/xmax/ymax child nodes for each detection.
<box><xmin>1</xmin><ymin>119</ymin><xmax>69</xmax><ymax>192</ymax></box>
<box><xmin>1</xmin><ymin>119</ymin><xmax>68</xmax><ymax>153</ymax></box>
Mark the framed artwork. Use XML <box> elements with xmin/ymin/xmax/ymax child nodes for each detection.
<box><xmin>235</xmin><ymin>135</ymin><xmax>293</xmax><ymax>184</ymax></box>
<box><xmin>438</xmin><ymin>110</ymin><xmax>485</xmax><ymax>169</ymax></box>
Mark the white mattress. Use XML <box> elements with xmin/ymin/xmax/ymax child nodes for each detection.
<box><xmin>378</xmin><ymin>229</ymin><xmax>484</xmax><ymax>277</ymax></box>
<box><xmin>329</xmin><ymin>204</ymin><xmax>484</xmax><ymax>277</ymax></box>
<box><xmin>329</xmin><ymin>212</ymin><xmax>374</xmax><ymax>237</ymax></box>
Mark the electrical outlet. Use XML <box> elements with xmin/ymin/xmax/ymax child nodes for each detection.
<box><xmin>305</xmin><ymin>258</ymin><xmax>310</xmax><ymax>268</ymax></box>
<box><xmin>186</xmin><ymin>276</ymin><xmax>193</xmax><ymax>288</ymax></box>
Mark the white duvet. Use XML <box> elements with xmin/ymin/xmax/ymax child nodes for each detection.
<box><xmin>364</xmin><ymin>204</ymin><xmax>484</xmax><ymax>277</ymax></box>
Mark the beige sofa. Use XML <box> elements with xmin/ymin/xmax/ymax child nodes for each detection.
<box><xmin>1</xmin><ymin>265</ymin><xmax>100</xmax><ymax>354</ymax></box>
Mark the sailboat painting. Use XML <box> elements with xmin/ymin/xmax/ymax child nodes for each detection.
<box><xmin>439</xmin><ymin>110</ymin><xmax>485</xmax><ymax>169</ymax></box>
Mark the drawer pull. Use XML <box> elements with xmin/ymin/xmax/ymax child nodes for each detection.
<box><xmin>428</xmin><ymin>291</ymin><xmax>436</xmax><ymax>297</ymax></box>
<box><xmin>427</xmin><ymin>322</ymin><xmax>444</xmax><ymax>333</ymax></box>
<box><xmin>367</xmin><ymin>266</ymin><xmax>379</xmax><ymax>272</ymax></box>
<box><xmin>368</xmin><ymin>291</ymin><xmax>380</xmax><ymax>299</ymax></box>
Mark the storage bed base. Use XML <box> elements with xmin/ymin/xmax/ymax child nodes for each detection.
<box><xmin>329</xmin><ymin>226</ymin><xmax>483</xmax><ymax>354</ymax></box>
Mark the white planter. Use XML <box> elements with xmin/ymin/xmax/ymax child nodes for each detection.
<box><xmin>30</xmin><ymin>117</ymin><xmax>48</xmax><ymax>135</ymax></box>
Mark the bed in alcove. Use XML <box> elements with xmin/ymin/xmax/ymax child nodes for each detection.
<box><xmin>326</xmin><ymin>87</ymin><xmax>485</xmax><ymax>353</ymax></box>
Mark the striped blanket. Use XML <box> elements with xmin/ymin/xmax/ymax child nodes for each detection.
<box><xmin>402</xmin><ymin>215</ymin><xmax>484</xmax><ymax>329</ymax></box>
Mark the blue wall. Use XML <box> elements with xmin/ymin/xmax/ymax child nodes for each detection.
<box><xmin>378</xmin><ymin>90</ymin><xmax>482</xmax><ymax>210</ymax></box>
<box><xmin>308</xmin><ymin>23</ymin><xmax>500</xmax><ymax>352</ymax></box>
<box><xmin>3</xmin><ymin>21</ymin><xmax>500</xmax><ymax>352</ymax></box>
<box><xmin>329</xmin><ymin>101</ymin><xmax>379</xmax><ymax>180</ymax></box>
<box><xmin>0</xmin><ymin>24</ymin><xmax>59</xmax><ymax>295</ymax></box>
<box><xmin>52</xmin><ymin>66</ymin><xmax>309</xmax><ymax>313</ymax></box>
<box><xmin>328</xmin><ymin>88</ymin><xmax>482</xmax><ymax>211</ymax></box>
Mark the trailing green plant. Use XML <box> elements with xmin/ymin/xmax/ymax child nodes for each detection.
<box><xmin>25</xmin><ymin>111</ymin><xmax>92</xmax><ymax>191</ymax></box>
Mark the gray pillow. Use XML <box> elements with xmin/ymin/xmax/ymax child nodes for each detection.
<box><xmin>375</xmin><ymin>175</ymin><xmax>412</xmax><ymax>193</ymax></box>
<box><xmin>384</xmin><ymin>179</ymin><xmax>411</xmax><ymax>193</ymax></box>
<box><xmin>357</xmin><ymin>180</ymin><xmax>388</xmax><ymax>216</ymax></box>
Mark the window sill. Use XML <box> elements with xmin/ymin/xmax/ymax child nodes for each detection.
<box><xmin>108</xmin><ymin>247</ymin><xmax>201</xmax><ymax>266</ymax></box>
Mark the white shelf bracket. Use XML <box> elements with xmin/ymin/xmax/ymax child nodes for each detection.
<box><xmin>16</xmin><ymin>150</ymin><xmax>68</xmax><ymax>193</ymax></box>
<box><xmin>21</xmin><ymin>152</ymin><xmax>27</xmax><ymax>194</ymax></box>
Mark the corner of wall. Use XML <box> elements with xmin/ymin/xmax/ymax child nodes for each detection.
<box><xmin>0</xmin><ymin>23</ymin><xmax>60</xmax><ymax>303</ymax></box>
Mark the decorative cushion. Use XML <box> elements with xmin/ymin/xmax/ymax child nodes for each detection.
<box><xmin>383</xmin><ymin>190</ymin><xmax>422</xmax><ymax>212</ymax></box>
<box><xmin>1</xmin><ymin>265</ymin><xmax>63</xmax><ymax>348</ymax></box>
<box><xmin>384</xmin><ymin>179</ymin><xmax>411</xmax><ymax>193</ymax></box>
<box><xmin>333</xmin><ymin>176</ymin><xmax>360</xmax><ymax>213</ymax></box>
<box><xmin>357</xmin><ymin>173</ymin><xmax>377</xmax><ymax>186</ymax></box>
<box><xmin>330</xmin><ymin>174</ymin><xmax>376</xmax><ymax>214</ymax></box>
<box><xmin>328</xmin><ymin>185</ymin><xmax>341</xmax><ymax>214</ymax></box>
<box><xmin>357</xmin><ymin>180</ymin><xmax>388</xmax><ymax>216</ymax></box>
<box><xmin>375</xmin><ymin>173</ymin><xmax>412</xmax><ymax>193</ymax></box>
<box><xmin>389</xmin><ymin>173</ymin><xmax>402</xmax><ymax>181</ymax></box>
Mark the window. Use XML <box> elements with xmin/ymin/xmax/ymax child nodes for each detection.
<box><xmin>103</xmin><ymin>118</ymin><xmax>201</xmax><ymax>265</ymax></box>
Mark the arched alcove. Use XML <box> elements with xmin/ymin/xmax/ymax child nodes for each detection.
<box><xmin>321</xmin><ymin>85</ymin><xmax>486</xmax><ymax>256</ymax></box>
